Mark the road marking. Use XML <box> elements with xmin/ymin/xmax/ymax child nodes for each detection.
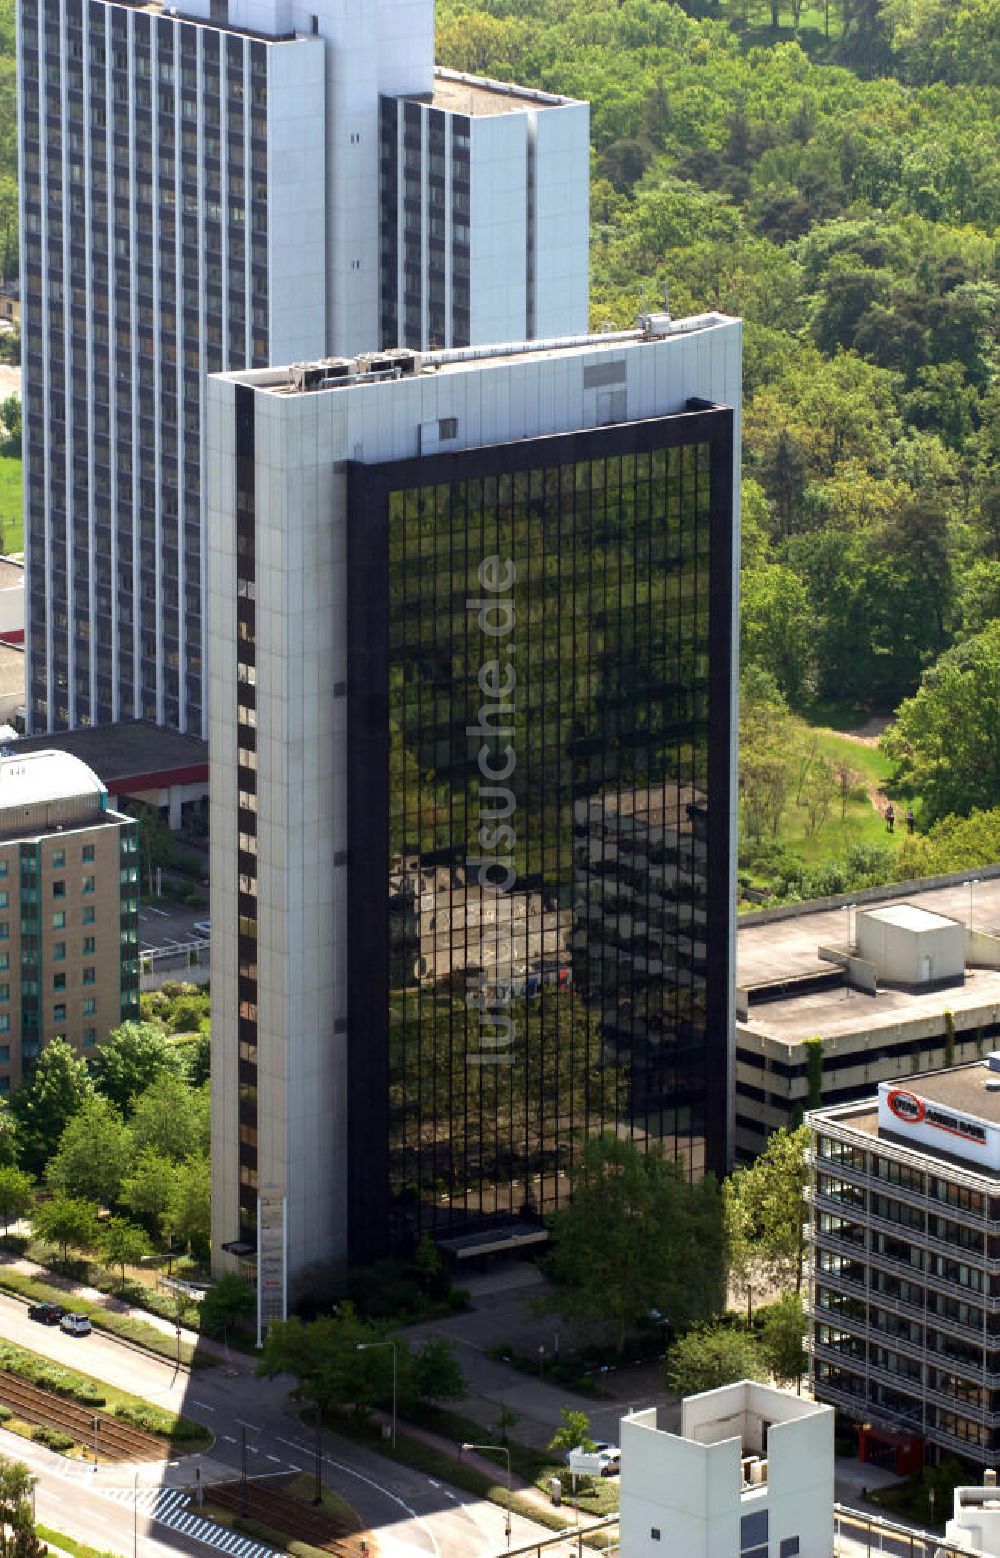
<box><xmin>192</xmin><ymin>1401</ymin><xmax>216</xmax><ymax>1411</ymax></box>
<box><xmin>265</xmin><ymin>1454</ymin><xmax>279</xmax><ymax>1463</ymax></box>
<box><xmin>101</xmin><ymin>1485</ymin><xmax>281</xmax><ymax>1558</ymax></box>
<box><xmin>275</xmin><ymin>1437</ymin><xmax>309</xmax><ymax>1455</ymax></box>
<box><xmin>427</xmin><ymin>1479</ymin><xmax>439</xmax><ymax>1488</ymax></box>
<box><xmin>221</xmin><ymin>1434</ymin><xmax>236</xmax><ymax>1443</ymax></box>
<box><xmin>320</xmin><ymin>1453</ymin><xmax>441</xmax><ymax>1558</ymax></box>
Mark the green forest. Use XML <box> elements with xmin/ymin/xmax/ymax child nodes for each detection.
<box><xmin>437</xmin><ymin>0</ymin><xmax>1000</xmax><ymax>900</ymax></box>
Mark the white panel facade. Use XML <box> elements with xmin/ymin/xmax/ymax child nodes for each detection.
<box><xmin>530</xmin><ymin>100</ymin><xmax>590</xmax><ymax>337</ymax></box>
<box><xmin>467</xmin><ymin>114</ymin><xmax>528</xmax><ymax>346</ymax></box>
<box><xmin>265</xmin><ymin>40</ymin><xmax>327</xmax><ymax>364</ymax></box>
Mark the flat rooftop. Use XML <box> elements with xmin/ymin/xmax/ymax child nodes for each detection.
<box><xmin>738</xmin><ymin>875</ymin><xmax>1000</xmax><ymax>1048</ymax></box>
<box><xmin>15</xmin><ymin>720</ymin><xmax>208</xmax><ymax>788</ymax></box>
<box><xmin>825</xmin><ymin>1061</ymin><xmax>1000</xmax><ymax>1166</ymax></box>
<box><xmin>428</xmin><ymin>68</ymin><xmax>576</xmax><ymax>116</ymax></box>
<box><xmin>234</xmin><ymin>312</ymin><xmax>735</xmax><ymax>398</ymax></box>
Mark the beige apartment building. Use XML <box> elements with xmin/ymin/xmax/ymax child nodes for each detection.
<box><xmin>0</xmin><ymin>749</ymin><xmax>140</xmax><ymax>1095</ymax></box>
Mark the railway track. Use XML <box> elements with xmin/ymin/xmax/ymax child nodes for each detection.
<box><xmin>209</xmin><ymin>1478</ymin><xmax>364</xmax><ymax>1556</ymax></box>
<box><xmin>0</xmin><ymin>1368</ymin><xmax>168</xmax><ymax>1462</ymax></box>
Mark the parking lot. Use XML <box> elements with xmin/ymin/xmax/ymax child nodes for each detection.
<box><xmin>138</xmin><ymin>899</ymin><xmax>209</xmax><ymax>953</ymax></box>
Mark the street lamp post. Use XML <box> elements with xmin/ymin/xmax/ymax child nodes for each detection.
<box><xmin>92</xmin><ymin>1414</ymin><xmax>99</xmax><ymax>1467</ymax></box>
<box><xmin>461</xmin><ymin>1442</ymin><xmax>511</xmax><ymax>1549</ymax></box>
<box><xmin>356</xmin><ymin>1341</ymin><xmax>397</xmax><ymax>1451</ymax></box>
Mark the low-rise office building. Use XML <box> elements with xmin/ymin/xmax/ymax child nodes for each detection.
<box><xmin>619</xmin><ymin>1380</ymin><xmax>834</xmax><ymax>1558</ymax></box>
<box><xmin>0</xmin><ymin>750</ymin><xmax>140</xmax><ymax>1094</ymax></box>
<box><xmin>807</xmin><ymin>1061</ymin><xmax>1000</xmax><ymax>1468</ymax></box>
<box><xmin>736</xmin><ymin>873</ymin><xmax>1000</xmax><ymax>1160</ymax></box>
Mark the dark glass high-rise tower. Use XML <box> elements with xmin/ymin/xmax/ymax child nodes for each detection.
<box><xmin>349</xmin><ymin>418</ymin><xmax>733</xmax><ymax>1257</ymax></box>
<box><xmin>208</xmin><ymin>316</ymin><xmax>741</xmax><ymax>1308</ymax></box>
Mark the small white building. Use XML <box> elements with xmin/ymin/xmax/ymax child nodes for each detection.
<box><xmin>946</xmin><ymin>1469</ymin><xmax>1000</xmax><ymax>1553</ymax></box>
<box><xmin>619</xmin><ymin>1381</ymin><xmax>834</xmax><ymax>1558</ymax></box>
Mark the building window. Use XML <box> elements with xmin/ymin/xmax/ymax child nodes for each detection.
<box><xmin>83</xmin><ymin>967</ymin><xmax>95</xmax><ymax>986</ymax></box>
<box><xmin>83</xmin><ymin>937</ymin><xmax>95</xmax><ymax>954</ymax></box>
<box><xmin>83</xmin><ymin>1027</ymin><xmax>96</xmax><ymax>1047</ymax></box>
<box><xmin>82</xmin><ymin>998</ymin><xmax>96</xmax><ymax>1016</ymax></box>
<box><xmin>0</xmin><ymin>892</ymin><xmax>8</xmax><ymax>910</ymax></box>
<box><xmin>780</xmin><ymin>1541</ymin><xmax>800</xmax><ymax>1558</ymax></box>
<box><xmin>0</xmin><ymin>861</ymin><xmax>8</xmax><ymax>878</ymax></box>
<box><xmin>82</xmin><ymin>876</ymin><xmax>95</xmax><ymax>894</ymax></box>
<box><xmin>0</xmin><ymin>954</ymin><xmax>8</xmax><ymax>973</ymax></box>
<box><xmin>650</xmin><ymin>1532</ymin><xmax>661</xmax><ymax>1544</ymax></box>
<box><xmin>53</xmin><ymin>942</ymin><xmax>66</xmax><ymax>961</ymax></box>
<box><xmin>53</xmin><ymin>973</ymin><xmax>66</xmax><ymax>991</ymax></box>
<box><xmin>0</xmin><ymin>1044</ymin><xmax>8</xmax><ymax>1060</ymax></box>
<box><xmin>0</xmin><ymin>1018</ymin><xmax>9</xmax><ymax>1035</ymax></box>
<box><xmin>82</xmin><ymin>906</ymin><xmax>95</xmax><ymax>925</ymax></box>
<box><xmin>741</xmin><ymin>1511</ymin><xmax>768</xmax><ymax>1557</ymax></box>
<box><xmin>0</xmin><ymin>985</ymin><xmax>9</xmax><ymax>1001</ymax></box>
<box><xmin>0</xmin><ymin>923</ymin><xmax>9</xmax><ymax>940</ymax></box>
<box><xmin>82</xmin><ymin>845</ymin><xmax>95</xmax><ymax>862</ymax></box>
<box><xmin>52</xmin><ymin>912</ymin><xmax>65</xmax><ymax>929</ymax></box>
<box><xmin>52</xmin><ymin>880</ymin><xmax>65</xmax><ymax>898</ymax></box>
<box><xmin>53</xmin><ymin>1003</ymin><xmax>66</xmax><ymax>1022</ymax></box>
<box><xmin>52</xmin><ymin>850</ymin><xmax>65</xmax><ymax>868</ymax></box>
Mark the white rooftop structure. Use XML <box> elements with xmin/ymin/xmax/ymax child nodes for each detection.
<box><xmin>857</xmin><ymin>901</ymin><xmax>966</xmax><ymax>985</ymax></box>
<box><xmin>619</xmin><ymin>1381</ymin><xmax>833</xmax><ymax>1558</ymax></box>
<box><xmin>0</xmin><ymin>749</ymin><xmax>107</xmax><ymax>820</ymax></box>
<box><xmin>946</xmin><ymin>1470</ymin><xmax>1000</xmax><ymax>1553</ymax></box>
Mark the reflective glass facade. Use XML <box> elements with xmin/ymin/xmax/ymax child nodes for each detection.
<box><xmin>347</xmin><ymin>409</ymin><xmax>734</xmax><ymax>1260</ymax></box>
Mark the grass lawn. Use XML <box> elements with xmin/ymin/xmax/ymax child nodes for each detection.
<box><xmin>740</xmin><ymin>714</ymin><xmax>921</xmax><ymax>898</ymax></box>
<box><xmin>0</xmin><ymin>455</ymin><xmax>22</xmax><ymax>555</ymax></box>
<box><xmin>37</xmin><ymin>1526</ymin><xmax>119</xmax><ymax>1558</ymax></box>
<box><xmin>776</xmin><ymin>724</ymin><xmax>906</xmax><ymax>867</ymax></box>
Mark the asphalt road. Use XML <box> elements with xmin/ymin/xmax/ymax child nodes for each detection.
<box><xmin>1</xmin><ymin>1294</ymin><xmax>570</xmax><ymax>1558</ymax></box>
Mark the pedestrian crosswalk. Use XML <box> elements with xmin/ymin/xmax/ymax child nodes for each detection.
<box><xmin>101</xmin><ymin>1483</ymin><xmax>282</xmax><ymax>1558</ymax></box>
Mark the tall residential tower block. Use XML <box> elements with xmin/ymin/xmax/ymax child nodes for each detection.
<box><xmin>19</xmin><ymin>0</ymin><xmax>589</xmax><ymax>735</ymax></box>
<box><xmin>207</xmin><ymin>314</ymin><xmax>741</xmax><ymax>1310</ymax></box>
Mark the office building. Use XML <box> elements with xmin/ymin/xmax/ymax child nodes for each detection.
<box><xmin>736</xmin><ymin>872</ymin><xmax>1000</xmax><ymax>1161</ymax></box>
<box><xmin>619</xmin><ymin>1382</ymin><xmax>834</xmax><ymax>1558</ymax></box>
<box><xmin>0</xmin><ymin>749</ymin><xmax>140</xmax><ymax>1094</ymax></box>
<box><xmin>19</xmin><ymin>0</ymin><xmax>589</xmax><ymax>736</ymax></box>
<box><xmin>807</xmin><ymin>1061</ymin><xmax>1000</xmax><ymax>1468</ymax></box>
<box><xmin>206</xmin><ymin>311</ymin><xmax>741</xmax><ymax>1308</ymax></box>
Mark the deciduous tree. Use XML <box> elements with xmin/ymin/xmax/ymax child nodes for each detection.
<box><xmin>545</xmin><ymin>1133</ymin><xmax>725</xmax><ymax>1356</ymax></box>
<box><xmin>666</xmin><ymin>1325</ymin><xmax>765</xmax><ymax>1397</ymax></box>
<box><xmin>90</xmin><ymin>1022</ymin><xmax>183</xmax><ymax>1114</ymax></box>
<box><xmin>0</xmin><ymin>1168</ymin><xmax>31</xmax><ymax>1236</ymax></box>
<box><xmin>32</xmin><ymin>1194</ymin><xmax>98</xmax><ymax>1267</ymax></box>
<box><xmin>10</xmin><ymin>1039</ymin><xmax>92</xmax><ymax>1175</ymax></box>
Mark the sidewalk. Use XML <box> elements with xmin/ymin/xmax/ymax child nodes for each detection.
<box><xmin>366</xmin><ymin>1405</ymin><xmax>568</xmax><ymax>1525</ymax></box>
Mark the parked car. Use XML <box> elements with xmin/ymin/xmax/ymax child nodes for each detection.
<box><xmin>564</xmin><ymin>1442</ymin><xmax>621</xmax><ymax>1477</ymax></box>
<box><xmin>193</xmin><ymin>920</ymin><xmax>211</xmax><ymax>939</ymax></box>
<box><xmin>27</xmin><ymin>1302</ymin><xmax>64</xmax><ymax>1325</ymax></box>
<box><xmin>59</xmin><ymin>1312</ymin><xmax>92</xmax><ymax>1336</ymax></box>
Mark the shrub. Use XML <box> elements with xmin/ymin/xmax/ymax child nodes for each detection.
<box><xmin>31</xmin><ymin>1426</ymin><xmax>74</xmax><ymax>1451</ymax></box>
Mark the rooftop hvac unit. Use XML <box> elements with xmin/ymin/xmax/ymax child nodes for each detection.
<box><xmin>289</xmin><ymin>359</ymin><xmax>353</xmax><ymax>392</ymax></box>
<box><xmin>355</xmin><ymin>349</ymin><xmax>421</xmax><ymax>378</ymax></box>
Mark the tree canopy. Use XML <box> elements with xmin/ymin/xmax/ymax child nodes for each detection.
<box><xmin>545</xmin><ymin>1133</ymin><xmax>726</xmax><ymax>1354</ymax></box>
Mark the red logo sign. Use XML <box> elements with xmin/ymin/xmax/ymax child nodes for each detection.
<box><xmin>887</xmin><ymin>1088</ymin><xmax>926</xmax><ymax>1124</ymax></box>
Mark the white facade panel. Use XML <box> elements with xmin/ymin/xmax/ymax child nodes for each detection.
<box><xmin>467</xmin><ymin>115</ymin><xmax>528</xmax><ymax>346</ymax></box>
<box><xmin>530</xmin><ymin>101</ymin><xmax>590</xmax><ymax>337</ymax></box>
<box><xmin>266</xmin><ymin>40</ymin><xmax>328</xmax><ymax>364</ymax></box>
